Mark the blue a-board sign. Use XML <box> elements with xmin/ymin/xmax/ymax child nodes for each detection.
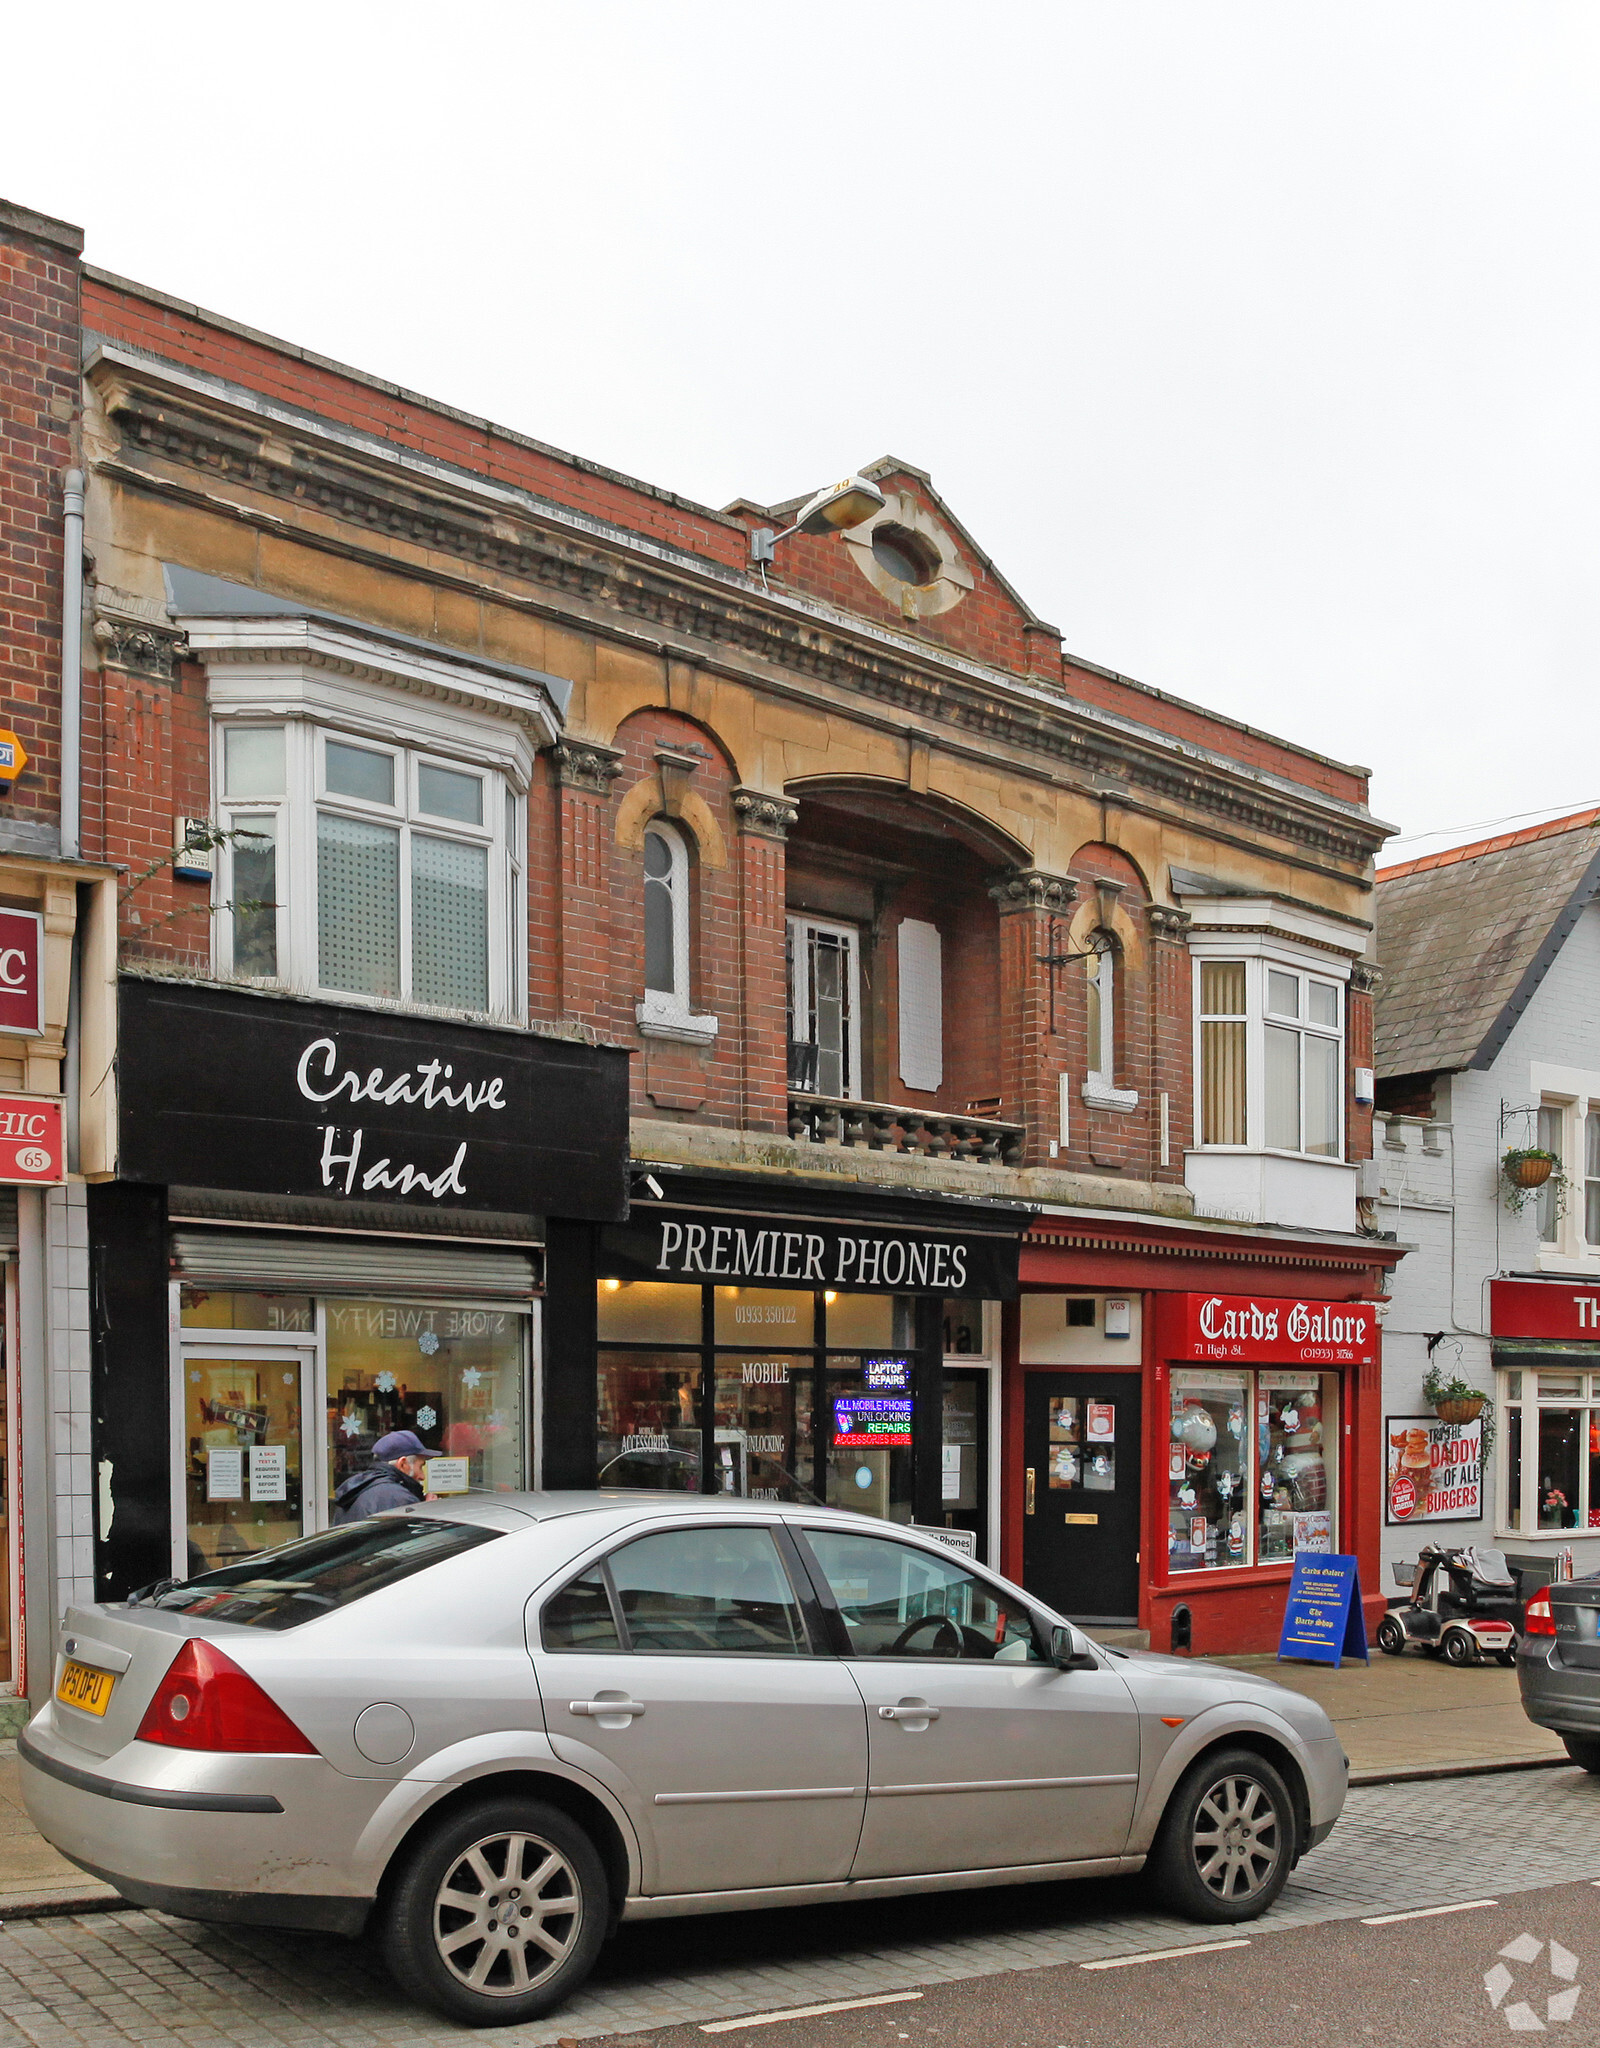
<box><xmin>1277</xmin><ymin>1553</ymin><xmax>1369</xmax><ymax>1667</ymax></box>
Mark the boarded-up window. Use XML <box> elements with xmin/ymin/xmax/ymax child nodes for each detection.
<box><xmin>898</xmin><ymin>918</ymin><xmax>943</xmax><ymax>1094</ymax></box>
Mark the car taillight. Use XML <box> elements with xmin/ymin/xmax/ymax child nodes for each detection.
<box><xmin>1523</xmin><ymin>1590</ymin><xmax>1557</xmax><ymax>1637</ymax></box>
<box><xmin>135</xmin><ymin>1639</ymin><xmax>317</xmax><ymax>1753</ymax></box>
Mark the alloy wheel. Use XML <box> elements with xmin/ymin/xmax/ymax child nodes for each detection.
<box><xmin>431</xmin><ymin>1829</ymin><xmax>583</xmax><ymax>1996</ymax></box>
<box><xmin>1189</xmin><ymin>1773</ymin><xmax>1282</xmax><ymax>1902</ymax></box>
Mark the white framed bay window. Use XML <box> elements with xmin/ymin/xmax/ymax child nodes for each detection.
<box><xmin>218</xmin><ymin>721</ymin><xmax>525</xmax><ymax>1020</ymax></box>
<box><xmin>1194</xmin><ymin>954</ymin><xmax>1346</xmax><ymax>1159</ymax></box>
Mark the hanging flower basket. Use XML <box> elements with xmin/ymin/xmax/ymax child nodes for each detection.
<box><xmin>1435</xmin><ymin>1395</ymin><xmax>1485</xmax><ymax>1425</ymax></box>
<box><xmin>1505</xmin><ymin>1150</ymin><xmax>1555</xmax><ymax>1189</ymax></box>
<box><xmin>1501</xmin><ymin>1147</ymin><xmax>1565</xmax><ymax>1216</ymax></box>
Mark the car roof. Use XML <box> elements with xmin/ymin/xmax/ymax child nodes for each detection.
<box><xmin>408</xmin><ymin>1490</ymin><xmax>985</xmax><ymax>1551</ymax></box>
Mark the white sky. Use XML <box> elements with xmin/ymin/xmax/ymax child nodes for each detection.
<box><xmin>5</xmin><ymin>4</ymin><xmax>1595</xmax><ymax>861</ymax></box>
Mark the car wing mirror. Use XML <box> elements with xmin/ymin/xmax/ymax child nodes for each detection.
<box><xmin>1050</xmin><ymin>1623</ymin><xmax>1099</xmax><ymax>1672</ymax></box>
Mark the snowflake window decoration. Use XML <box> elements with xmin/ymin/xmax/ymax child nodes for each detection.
<box><xmin>418</xmin><ymin>1331</ymin><xmax>441</xmax><ymax>1356</ymax></box>
<box><xmin>416</xmin><ymin>1404</ymin><xmax>437</xmax><ymax>1431</ymax></box>
<box><xmin>375</xmin><ymin>1370</ymin><xmax>397</xmax><ymax>1394</ymax></box>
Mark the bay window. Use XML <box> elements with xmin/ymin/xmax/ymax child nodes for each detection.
<box><xmin>1193</xmin><ymin>954</ymin><xmax>1346</xmax><ymax>1159</ymax></box>
<box><xmin>217</xmin><ymin>721</ymin><xmax>522</xmax><ymax>1020</ymax></box>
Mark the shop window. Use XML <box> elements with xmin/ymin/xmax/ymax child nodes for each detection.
<box><xmin>787</xmin><ymin>915</ymin><xmax>861</xmax><ymax>1100</ymax></box>
<box><xmin>1498</xmin><ymin>1365</ymin><xmax>1600</xmax><ymax>1531</ymax></box>
<box><xmin>217</xmin><ymin>721</ymin><xmax>522</xmax><ymax>1020</ymax></box>
<box><xmin>824</xmin><ymin>1291</ymin><xmax>897</xmax><ymax>1349</ymax></box>
<box><xmin>325</xmin><ymin>1299</ymin><xmax>526</xmax><ymax>1503</ymax></box>
<box><xmin>598</xmin><ymin>1351</ymin><xmax>703</xmax><ymax>1490</ymax></box>
<box><xmin>826</xmin><ymin>1354</ymin><xmax>915</xmax><ymax>1524</ymax></box>
<box><xmin>180</xmin><ymin>1288</ymin><xmax>314</xmax><ymax>1333</ymax></box>
<box><xmin>598</xmin><ymin>1279</ymin><xmax>701</xmax><ymax>1345</ymax></box>
<box><xmin>713</xmin><ymin>1285</ymin><xmax>815</xmax><ymax>1346</ymax></box>
<box><xmin>1169</xmin><ymin>1367</ymin><xmax>1338</xmax><ymax>1572</ymax></box>
<box><xmin>1194</xmin><ymin>956</ymin><xmax>1344</xmax><ymax>1159</ymax></box>
<box><xmin>184</xmin><ymin>1352</ymin><xmax>307</xmax><ymax>1574</ymax></box>
<box><xmin>713</xmin><ymin>1353</ymin><xmax>814</xmax><ymax>1501</ymax></box>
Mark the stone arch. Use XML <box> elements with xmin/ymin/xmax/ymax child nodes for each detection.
<box><xmin>785</xmin><ymin>774</ymin><xmax>1033</xmax><ymax>870</ymax></box>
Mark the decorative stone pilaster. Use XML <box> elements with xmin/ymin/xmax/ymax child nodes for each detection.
<box><xmin>732</xmin><ymin>788</ymin><xmax>799</xmax><ymax>841</ymax></box>
<box><xmin>550</xmin><ymin>739</ymin><xmax>623</xmax><ymax>795</ymax></box>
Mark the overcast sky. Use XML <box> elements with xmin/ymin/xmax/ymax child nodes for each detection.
<box><xmin>6</xmin><ymin>4</ymin><xmax>1594</xmax><ymax>860</ymax></box>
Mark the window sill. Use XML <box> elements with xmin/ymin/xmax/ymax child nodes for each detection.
<box><xmin>1534</xmin><ymin>1250</ymin><xmax>1600</xmax><ymax>1277</ymax></box>
<box><xmin>636</xmin><ymin>999</ymin><xmax>718</xmax><ymax>1045</ymax></box>
<box><xmin>1496</xmin><ymin>1528</ymin><xmax>1600</xmax><ymax>1544</ymax></box>
<box><xmin>1082</xmin><ymin>1074</ymin><xmax>1139</xmax><ymax>1113</ymax></box>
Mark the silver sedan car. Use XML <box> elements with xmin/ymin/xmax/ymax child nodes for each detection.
<box><xmin>21</xmin><ymin>1493</ymin><xmax>1346</xmax><ymax>2026</ymax></box>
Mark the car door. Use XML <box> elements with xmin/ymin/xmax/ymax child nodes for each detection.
<box><xmin>533</xmin><ymin>1519</ymin><xmax>868</xmax><ymax>1898</ymax></box>
<box><xmin>795</xmin><ymin>1523</ymin><xmax>1140</xmax><ymax>1880</ymax></box>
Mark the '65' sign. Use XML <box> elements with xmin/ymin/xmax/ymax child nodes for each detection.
<box><xmin>0</xmin><ymin>910</ymin><xmax>42</xmax><ymax>1036</ymax></box>
<box><xmin>0</xmin><ymin>1095</ymin><xmax>64</xmax><ymax>1183</ymax></box>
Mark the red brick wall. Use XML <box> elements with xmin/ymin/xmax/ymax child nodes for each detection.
<box><xmin>0</xmin><ymin>204</ymin><xmax>80</xmax><ymax>840</ymax></box>
<box><xmin>97</xmin><ymin>656</ymin><xmax>210</xmax><ymax>964</ymax></box>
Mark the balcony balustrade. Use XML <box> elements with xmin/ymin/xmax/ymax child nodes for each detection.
<box><xmin>787</xmin><ymin>1089</ymin><xmax>1025</xmax><ymax>1167</ymax></box>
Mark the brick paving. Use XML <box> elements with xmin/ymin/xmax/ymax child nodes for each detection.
<box><xmin>0</xmin><ymin>1766</ymin><xmax>1592</xmax><ymax>2045</ymax></box>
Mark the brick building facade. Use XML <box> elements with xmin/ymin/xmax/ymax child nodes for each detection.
<box><xmin>0</xmin><ymin>191</ymin><xmax>1403</xmax><ymax>1684</ymax></box>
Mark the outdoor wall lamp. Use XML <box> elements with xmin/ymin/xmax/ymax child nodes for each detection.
<box><xmin>749</xmin><ymin>474</ymin><xmax>887</xmax><ymax>577</ymax></box>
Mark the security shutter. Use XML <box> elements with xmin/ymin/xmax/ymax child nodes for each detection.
<box><xmin>897</xmin><ymin>917</ymin><xmax>943</xmax><ymax>1094</ymax></box>
<box><xmin>170</xmin><ymin>1229</ymin><xmax>536</xmax><ymax>1300</ymax></box>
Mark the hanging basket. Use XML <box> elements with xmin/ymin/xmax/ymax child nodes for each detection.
<box><xmin>1506</xmin><ymin>1153</ymin><xmax>1555</xmax><ymax>1189</ymax></box>
<box><xmin>1435</xmin><ymin>1396</ymin><xmax>1486</xmax><ymax>1425</ymax></box>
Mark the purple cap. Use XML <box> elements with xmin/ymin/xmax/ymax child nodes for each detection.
<box><xmin>372</xmin><ymin>1429</ymin><xmax>441</xmax><ymax>1461</ymax></box>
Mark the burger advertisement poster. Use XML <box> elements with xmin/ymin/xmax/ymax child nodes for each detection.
<box><xmin>1385</xmin><ymin>1412</ymin><xmax>1484</xmax><ymax>1524</ymax></box>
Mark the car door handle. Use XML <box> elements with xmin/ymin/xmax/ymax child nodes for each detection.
<box><xmin>568</xmin><ymin>1698</ymin><xmax>646</xmax><ymax>1718</ymax></box>
<box><xmin>878</xmin><ymin>1704</ymin><xmax>940</xmax><ymax>1721</ymax></box>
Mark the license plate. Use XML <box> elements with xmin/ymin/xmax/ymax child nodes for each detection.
<box><xmin>56</xmin><ymin>1659</ymin><xmax>115</xmax><ymax>1716</ymax></box>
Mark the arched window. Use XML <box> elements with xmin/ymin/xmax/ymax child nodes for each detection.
<box><xmin>1085</xmin><ymin>933</ymin><xmax>1116</xmax><ymax>1083</ymax></box>
<box><xmin>643</xmin><ymin>820</ymin><xmax>687</xmax><ymax>999</ymax></box>
<box><xmin>638</xmin><ymin>820</ymin><xmax>718</xmax><ymax>1043</ymax></box>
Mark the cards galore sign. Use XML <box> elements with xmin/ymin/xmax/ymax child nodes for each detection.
<box><xmin>1178</xmin><ymin>1293</ymin><xmax>1379</xmax><ymax>1366</ymax></box>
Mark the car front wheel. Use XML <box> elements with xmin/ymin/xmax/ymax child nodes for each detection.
<box><xmin>1147</xmin><ymin>1747</ymin><xmax>1295</xmax><ymax>1923</ymax></box>
<box><xmin>381</xmin><ymin>1795</ymin><xmax>608</xmax><ymax>2026</ymax></box>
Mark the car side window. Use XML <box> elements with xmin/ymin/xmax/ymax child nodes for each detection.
<box><xmin>542</xmin><ymin>1566</ymin><xmax>623</xmax><ymax>1652</ymax></box>
<box><xmin>804</xmin><ymin>1528</ymin><xmax>1045</xmax><ymax>1663</ymax></box>
<box><xmin>606</xmin><ymin>1525</ymin><xmax>809</xmax><ymax>1657</ymax></box>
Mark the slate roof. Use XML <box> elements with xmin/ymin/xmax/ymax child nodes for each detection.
<box><xmin>1374</xmin><ymin>809</ymin><xmax>1600</xmax><ymax>1078</ymax></box>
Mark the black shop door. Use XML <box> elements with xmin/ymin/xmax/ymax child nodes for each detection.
<box><xmin>1022</xmin><ymin>1373</ymin><xmax>1142</xmax><ymax>1625</ymax></box>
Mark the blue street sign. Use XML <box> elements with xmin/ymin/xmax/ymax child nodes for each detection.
<box><xmin>1277</xmin><ymin>1553</ymin><xmax>1369</xmax><ymax>1667</ymax></box>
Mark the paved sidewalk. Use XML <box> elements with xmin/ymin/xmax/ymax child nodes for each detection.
<box><xmin>1212</xmin><ymin>1647</ymin><xmax>1567</xmax><ymax>1780</ymax></box>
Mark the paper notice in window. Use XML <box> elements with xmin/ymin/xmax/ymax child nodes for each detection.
<box><xmin>248</xmin><ymin>1444</ymin><xmax>287</xmax><ymax>1503</ymax></box>
<box><xmin>207</xmin><ymin>1448</ymin><xmax>242</xmax><ymax>1502</ymax></box>
<box><xmin>1086</xmin><ymin>1401</ymin><xmax>1115</xmax><ymax>1443</ymax></box>
<box><xmin>428</xmin><ymin>1456</ymin><xmax>470</xmax><ymax>1496</ymax></box>
<box><xmin>941</xmin><ymin>1446</ymin><xmax>962</xmax><ymax>1502</ymax></box>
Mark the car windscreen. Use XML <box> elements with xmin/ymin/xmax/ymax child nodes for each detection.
<box><xmin>135</xmin><ymin>1518</ymin><xmax>503</xmax><ymax>1631</ymax></box>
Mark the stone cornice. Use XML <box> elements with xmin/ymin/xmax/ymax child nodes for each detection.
<box><xmin>85</xmin><ymin>346</ymin><xmax>1391</xmax><ymax>870</ymax></box>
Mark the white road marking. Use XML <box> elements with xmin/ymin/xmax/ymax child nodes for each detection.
<box><xmin>1080</xmin><ymin>1938</ymin><xmax>1251</xmax><ymax>1970</ymax></box>
<box><xmin>700</xmin><ymin>1991</ymin><xmax>924</xmax><ymax>2031</ymax></box>
<box><xmin>1361</xmin><ymin>1898</ymin><xmax>1498</xmax><ymax>1925</ymax></box>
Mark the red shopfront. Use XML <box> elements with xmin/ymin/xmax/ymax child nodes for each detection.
<box><xmin>1005</xmin><ymin>1221</ymin><xmax>1397</xmax><ymax>1656</ymax></box>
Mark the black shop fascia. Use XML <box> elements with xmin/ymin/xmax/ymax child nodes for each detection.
<box><xmin>548</xmin><ymin>1170</ymin><xmax>1029</xmax><ymax>1534</ymax></box>
<box><xmin>90</xmin><ymin>975</ymin><xmax>629</xmax><ymax>1605</ymax></box>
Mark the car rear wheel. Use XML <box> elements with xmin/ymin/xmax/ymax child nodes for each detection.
<box><xmin>1147</xmin><ymin>1747</ymin><xmax>1294</xmax><ymax>1923</ymax></box>
<box><xmin>381</xmin><ymin>1795</ymin><xmax>607</xmax><ymax>2026</ymax></box>
<box><xmin>1443</xmin><ymin>1629</ymin><xmax>1476</xmax><ymax>1666</ymax></box>
<box><xmin>1561</xmin><ymin>1735</ymin><xmax>1600</xmax><ymax>1774</ymax></box>
<box><xmin>1375</xmin><ymin>1614</ymin><xmax>1406</xmax><ymax>1656</ymax></box>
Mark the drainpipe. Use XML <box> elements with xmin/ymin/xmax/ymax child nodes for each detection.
<box><xmin>59</xmin><ymin>470</ymin><xmax>84</xmax><ymax>862</ymax></box>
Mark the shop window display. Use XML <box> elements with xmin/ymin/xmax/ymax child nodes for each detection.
<box><xmin>184</xmin><ymin>1355</ymin><xmax>306</xmax><ymax>1572</ymax></box>
<box><xmin>1169</xmin><ymin>1367</ymin><xmax>1338</xmax><ymax>1571</ymax></box>
<box><xmin>1495</xmin><ymin>1366</ymin><xmax>1600</xmax><ymax>1532</ymax></box>
<box><xmin>597</xmin><ymin>1352</ymin><xmax>703</xmax><ymax>1490</ymax></box>
<box><xmin>325</xmin><ymin>1299</ymin><xmax>525</xmax><ymax>1500</ymax></box>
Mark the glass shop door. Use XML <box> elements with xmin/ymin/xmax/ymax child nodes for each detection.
<box><xmin>181</xmin><ymin>1345</ymin><xmax>315</xmax><ymax>1577</ymax></box>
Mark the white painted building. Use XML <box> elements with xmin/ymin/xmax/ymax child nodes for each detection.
<box><xmin>1375</xmin><ymin>807</ymin><xmax>1600</xmax><ymax>1591</ymax></box>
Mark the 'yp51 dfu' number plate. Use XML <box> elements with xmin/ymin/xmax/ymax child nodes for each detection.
<box><xmin>56</xmin><ymin>1659</ymin><xmax>115</xmax><ymax>1716</ymax></box>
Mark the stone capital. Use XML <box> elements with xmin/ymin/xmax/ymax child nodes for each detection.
<box><xmin>1148</xmin><ymin>904</ymin><xmax>1193</xmax><ymax>940</ymax></box>
<box><xmin>1349</xmin><ymin>959</ymin><xmax>1382</xmax><ymax>994</ymax></box>
<box><xmin>550</xmin><ymin>739</ymin><xmax>624</xmax><ymax>795</ymax></box>
<box><xmin>732</xmin><ymin>788</ymin><xmax>799</xmax><ymax>841</ymax></box>
<box><xmin>987</xmin><ymin>867</ymin><xmax>1080</xmax><ymax>915</ymax></box>
<box><xmin>93</xmin><ymin>612</ymin><xmax>185</xmax><ymax>683</ymax></box>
